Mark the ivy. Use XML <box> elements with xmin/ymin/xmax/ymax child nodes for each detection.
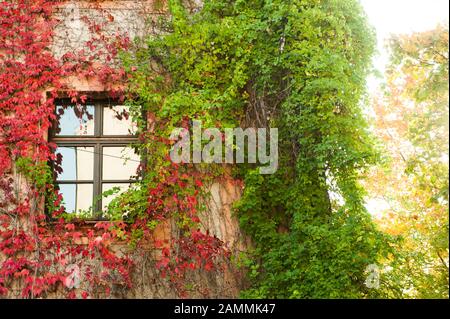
<box><xmin>0</xmin><ymin>0</ymin><xmax>400</xmax><ymax>299</ymax></box>
<box><xmin>0</xmin><ymin>0</ymin><xmax>227</xmax><ymax>299</ymax></box>
<box><xmin>125</xmin><ymin>0</ymin><xmax>394</xmax><ymax>298</ymax></box>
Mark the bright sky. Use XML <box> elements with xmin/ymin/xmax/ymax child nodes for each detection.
<box><xmin>360</xmin><ymin>0</ymin><xmax>449</xmax><ymax>89</ymax></box>
<box><xmin>359</xmin><ymin>0</ymin><xmax>449</xmax><ymax>217</ymax></box>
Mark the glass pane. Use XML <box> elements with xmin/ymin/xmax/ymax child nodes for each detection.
<box><xmin>55</xmin><ymin>104</ymin><xmax>95</xmax><ymax>136</ymax></box>
<box><xmin>103</xmin><ymin>105</ymin><xmax>137</xmax><ymax>136</ymax></box>
<box><xmin>102</xmin><ymin>183</ymin><xmax>132</xmax><ymax>209</ymax></box>
<box><xmin>58</xmin><ymin>184</ymin><xmax>93</xmax><ymax>214</ymax></box>
<box><xmin>102</xmin><ymin>147</ymin><xmax>140</xmax><ymax>180</ymax></box>
<box><xmin>56</xmin><ymin>146</ymin><xmax>94</xmax><ymax>181</ymax></box>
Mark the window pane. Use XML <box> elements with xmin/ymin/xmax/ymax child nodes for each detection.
<box><xmin>102</xmin><ymin>147</ymin><xmax>140</xmax><ymax>180</ymax></box>
<box><xmin>58</xmin><ymin>184</ymin><xmax>93</xmax><ymax>214</ymax></box>
<box><xmin>103</xmin><ymin>105</ymin><xmax>137</xmax><ymax>136</ymax></box>
<box><xmin>56</xmin><ymin>146</ymin><xmax>94</xmax><ymax>181</ymax></box>
<box><xmin>55</xmin><ymin>105</ymin><xmax>95</xmax><ymax>136</ymax></box>
<box><xmin>102</xmin><ymin>183</ymin><xmax>132</xmax><ymax>209</ymax></box>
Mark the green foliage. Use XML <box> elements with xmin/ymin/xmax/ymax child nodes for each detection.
<box><xmin>367</xmin><ymin>25</ymin><xmax>449</xmax><ymax>298</ymax></box>
<box><xmin>124</xmin><ymin>0</ymin><xmax>392</xmax><ymax>298</ymax></box>
<box><xmin>101</xmin><ymin>185</ymin><xmax>149</xmax><ymax>221</ymax></box>
<box><xmin>15</xmin><ymin>157</ymin><xmax>53</xmax><ymax>191</ymax></box>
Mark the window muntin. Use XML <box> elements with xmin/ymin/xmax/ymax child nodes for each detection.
<box><xmin>50</xmin><ymin>99</ymin><xmax>140</xmax><ymax>218</ymax></box>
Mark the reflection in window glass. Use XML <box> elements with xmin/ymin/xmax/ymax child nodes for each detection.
<box><xmin>59</xmin><ymin>184</ymin><xmax>93</xmax><ymax>213</ymax></box>
<box><xmin>102</xmin><ymin>147</ymin><xmax>140</xmax><ymax>180</ymax></box>
<box><xmin>102</xmin><ymin>183</ymin><xmax>131</xmax><ymax>209</ymax></box>
<box><xmin>56</xmin><ymin>147</ymin><xmax>94</xmax><ymax>181</ymax></box>
<box><xmin>56</xmin><ymin>105</ymin><xmax>95</xmax><ymax>136</ymax></box>
<box><xmin>103</xmin><ymin>105</ymin><xmax>137</xmax><ymax>136</ymax></box>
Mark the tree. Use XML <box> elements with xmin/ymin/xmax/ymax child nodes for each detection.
<box><xmin>126</xmin><ymin>0</ymin><xmax>391</xmax><ymax>298</ymax></box>
<box><xmin>366</xmin><ymin>25</ymin><xmax>449</xmax><ymax>298</ymax></box>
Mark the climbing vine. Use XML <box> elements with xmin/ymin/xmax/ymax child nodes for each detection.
<box><xmin>124</xmin><ymin>0</ymin><xmax>396</xmax><ymax>299</ymax></box>
<box><xmin>0</xmin><ymin>0</ymin><xmax>229</xmax><ymax>299</ymax></box>
<box><xmin>1</xmin><ymin>0</ymin><xmax>399</xmax><ymax>299</ymax></box>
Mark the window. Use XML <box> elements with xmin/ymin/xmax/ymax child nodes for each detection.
<box><xmin>50</xmin><ymin>98</ymin><xmax>140</xmax><ymax>218</ymax></box>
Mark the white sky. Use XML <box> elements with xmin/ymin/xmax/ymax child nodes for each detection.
<box><xmin>360</xmin><ymin>0</ymin><xmax>449</xmax><ymax>88</ymax></box>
